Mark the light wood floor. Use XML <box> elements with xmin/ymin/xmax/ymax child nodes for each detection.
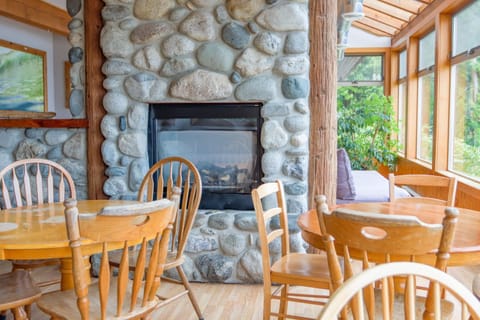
<box><xmin>1</xmin><ymin>261</ymin><xmax>479</xmax><ymax>319</ymax></box>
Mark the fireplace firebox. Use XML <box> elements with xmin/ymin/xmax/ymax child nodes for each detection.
<box><xmin>148</xmin><ymin>102</ymin><xmax>263</xmax><ymax>210</ymax></box>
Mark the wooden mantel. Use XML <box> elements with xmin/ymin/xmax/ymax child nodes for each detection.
<box><xmin>0</xmin><ymin>0</ymin><xmax>69</xmax><ymax>36</ymax></box>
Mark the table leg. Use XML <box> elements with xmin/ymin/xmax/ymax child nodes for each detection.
<box><xmin>59</xmin><ymin>257</ymin><xmax>91</xmax><ymax>290</ymax></box>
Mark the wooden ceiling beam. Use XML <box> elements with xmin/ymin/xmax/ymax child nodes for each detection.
<box><xmin>377</xmin><ymin>0</ymin><xmax>426</xmax><ymax>14</ymax></box>
<box><xmin>352</xmin><ymin>21</ymin><xmax>392</xmax><ymax>37</ymax></box>
<box><xmin>362</xmin><ymin>6</ymin><xmax>406</xmax><ymax>29</ymax></box>
<box><xmin>357</xmin><ymin>17</ymin><xmax>397</xmax><ymax>35</ymax></box>
<box><xmin>363</xmin><ymin>0</ymin><xmax>412</xmax><ymax>21</ymax></box>
<box><xmin>0</xmin><ymin>0</ymin><xmax>69</xmax><ymax>36</ymax></box>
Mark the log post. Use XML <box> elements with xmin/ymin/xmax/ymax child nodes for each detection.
<box><xmin>308</xmin><ymin>0</ymin><xmax>337</xmax><ymax>208</ymax></box>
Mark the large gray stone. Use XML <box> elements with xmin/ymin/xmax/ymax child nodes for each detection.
<box><xmin>284</xmin><ymin>115</ymin><xmax>309</xmax><ymax>133</ymax></box>
<box><xmin>161</xmin><ymin>34</ymin><xmax>196</xmax><ymax>58</ymax></box>
<box><xmin>284</xmin><ymin>182</ymin><xmax>307</xmax><ymax>196</ymax></box>
<box><xmin>101</xmin><ymin>140</ymin><xmax>120</xmax><ymax>166</ymax></box>
<box><xmin>261</xmin><ymin>152</ymin><xmax>283</xmax><ymax>175</ymax></box>
<box><xmin>197</xmin><ymin>42</ymin><xmax>235</xmax><ymax>72</ymax></box>
<box><xmin>102</xmin><ymin>5</ymin><xmax>130</xmax><ymax>21</ymax></box>
<box><xmin>103</xmin><ymin>92</ymin><xmax>129</xmax><ymax>114</ymax></box>
<box><xmin>132</xmin><ymin>46</ymin><xmax>162</xmax><ymax>71</ymax></box>
<box><xmin>0</xmin><ymin>129</ymin><xmax>24</xmax><ymax>149</ymax></box>
<box><xmin>281</xmin><ymin>76</ymin><xmax>309</xmax><ymax>99</ymax></box>
<box><xmin>284</xmin><ymin>31</ymin><xmax>309</xmax><ymax>54</ymax></box>
<box><xmin>69</xmin><ymin>89</ymin><xmax>84</xmax><ymax>117</ymax></box>
<box><xmin>128</xmin><ymin>158</ymin><xmax>148</xmax><ymax>190</ymax></box>
<box><xmin>100</xmin><ymin>115</ymin><xmax>120</xmax><ymax>139</ymax></box>
<box><xmin>256</xmin><ymin>3</ymin><xmax>308</xmax><ymax>31</ymax></box>
<box><xmin>103</xmin><ymin>177</ymin><xmax>128</xmax><ymax>197</ymax></box>
<box><xmin>261</xmin><ymin>120</ymin><xmax>288</xmax><ymax>150</ymax></box>
<box><xmin>68</xmin><ymin>47</ymin><xmax>83</xmax><ymax>64</ymax></box>
<box><xmin>222</xmin><ymin>22</ymin><xmax>250</xmax><ymax>50</ymax></box>
<box><xmin>127</xmin><ymin>104</ymin><xmax>148</xmax><ymax>129</ymax></box>
<box><xmin>170</xmin><ymin>70</ymin><xmax>233</xmax><ymax>101</ymax></box>
<box><xmin>118</xmin><ymin>132</ymin><xmax>147</xmax><ymax>157</ymax></box>
<box><xmin>130</xmin><ymin>21</ymin><xmax>175</xmax><ymax>44</ymax></box>
<box><xmin>238</xmin><ymin>249</ymin><xmax>263</xmax><ymax>283</ymax></box>
<box><xmin>45</xmin><ymin>129</ymin><xmax>72</xmax><ymax>146</ymax></box>
<box><xmin>66</xmin><ymin>0</ymin><xmax>81</xmax><ymax>17</ymax></box>
<box><xmin>208</xmin><ymin>213</ymin><xmax>234</xmax><ymax>230</ymax></box>
<box><xmin>219</xmin><ymin>233</ymin><xmax>246</xmax><ymax>256</ymax></box>
<box><xmin>195</xmin><ymin>254</ymin><xmax>234</xmax><ymax>282</ymax></box>
<box><xmin>125</xmin><ymin>73</ymin><xmax>168</xmax><ymax>102</ymax></box>
<box><xmin>235</xmin><ymin>48</ymin><xmax>274</xmax><ymax>77</ymax></box>
<box><xmin>261</xmin><ymin>102</ymin><xmax>290</xmax><ymax>118</ymax></box>
<box><xmin>190</xmin><ymin>0</ymin><xmax>223</xmax><ymax>7</ymax></box>
<box><xmin>101</xmin><ymin>25</ymin><xmax>134</xmax><ymax>58</ymax></box>
<box><xmin>63</xmin><ymin>133</ymin><xmax>86</xmax><ymax>160</ymax></box>
<box><xmin>253</xmin><ymin>32</ymin><xmax>281</xmax><ymax>55</ymax></box>
<box><xmin>274</xmin><ymin>56</ymin><xmax>309</xmax><ymax>75</ymax></box>
<box><xmin>282</xmin><ymin>156</ymin><xmax>307</xmax><ymax>180</ymax></box>
<box><xmin>234</xmin><ymin>76</ymin><xmax>276</xmax><ymax>101</ymax></box>
<box><xmin>160</xmin><ymin>57</ymin><xmax>196</xmax><ymax>76</ymax></box>
<box><xmin>15</xmin><ymin>140</ymin><xmax>47</xmax><ymax>159</ymax></box>
<box><xmin>179</xmin><ymin>11</ymin><xmax>216</xmax><ymax>41</ymax></box>
<box><xmin>186</xmin><ymin>232</ymin><xmax>219</xmax><ymax>252</ymax></box>
<box><xmin>234</xmin><ymin>212</ymin><xmax>257</xmax><ymax>231</ymax></box>
<box><xmin>102</xmin><ymin>60</ymin><xmax>135</xmax><ymax>75</ymax></box>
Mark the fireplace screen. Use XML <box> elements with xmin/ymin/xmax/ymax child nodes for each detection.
<box><xmin>148</xmin><ymin>103</ymin><xmax>263</xmax><ymax>209</ymax></box>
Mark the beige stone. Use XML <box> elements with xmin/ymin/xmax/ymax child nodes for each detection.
<box><xmin>134</xmin><ymin>0</ymin><xmax>175</xmax><ymax>20</ymax></box>
<box><xmin>226</xmin><ymin>0</ymin><xmax>265</xmax><ymax>21</ymax></box>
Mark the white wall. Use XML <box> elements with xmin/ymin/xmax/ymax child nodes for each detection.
<box><xmin>0</xmin><ymin>15</ymin><xmax>71</xmax><ymax>118</ymax></box>
<box><xmin>348</xmin><ymin>27</ymin><xmax>391</xmax><ymax>48</ymax></box>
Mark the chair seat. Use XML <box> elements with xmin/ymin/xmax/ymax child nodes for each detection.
<box><xmin>271</xmin><ymin>252</ymin><xmax>331</xmax><ymax>287</ymax></box>
<box><xmin>37</xmin><ymin>278</ymin><xmax>159</xmax><ymax>320</ymax></box>
<box><xmin>0</xmin><ymin>270</ymin><xmax>42</xmax><ymax>310</ymax></box>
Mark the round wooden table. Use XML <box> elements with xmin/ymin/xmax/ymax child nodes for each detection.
<box><xmin>0</xmin><ymin>199</ymin><xmax>136</xmax><ymax>290</ymax></box>
<box><xmin>298</xmin><ymin>202</ymin><xmax>480</xmax><ymax>266</ymax></box>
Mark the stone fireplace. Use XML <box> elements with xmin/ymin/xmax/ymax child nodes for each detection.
<box><xmin>64</xmin><ymin>0</ymin><xmax>311</xmax><ymax>283</ymax></box>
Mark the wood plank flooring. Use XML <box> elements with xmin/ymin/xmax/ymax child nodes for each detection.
<box><xmin>1</xmin><ymin>261</ymin><xmax>478</xmax><ymax>319</ymax></box>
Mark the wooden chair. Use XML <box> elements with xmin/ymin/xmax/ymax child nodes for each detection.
<box><xmin>0</xmin><ymin>270</ymin><xmax>42</xmax><ymax>320</ymax></box>
<box><xmin>473</xmin><ymin>274</ymin><xmax>480</xmax><ymax>300</ymax></box>
<box><xmin>315</xmin><ymin>195</ymin><xmax>459</xmax><ymax>319</ymax></box>
<box><xmin>252</xmin><ymin>180</ymin><xmax>332</xmax><ymax>320</ymax></box>
<box><xmin>317</xmin><ymin>261</ymin><xmax>480</xmax><ymax>320</ymax></box>
<box><xmin>0</xmin><ymin>158</ymin><xmax>77</xmax><ymax>317</ymax></box>
<box><xmin>36</xmin><ymin>197</ymin><xmax>177</xmax><ymax>319</ymax></box>
<box><xmin>388</xmin><ymin>173</ymin><xmax>457</xmax><ymax>206</ymax></box>
<box><xmin>109</xmin><ymin>156</ymin><xmax>204</xmax><ymax>319</ymax></box>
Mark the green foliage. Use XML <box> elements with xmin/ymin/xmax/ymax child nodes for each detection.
<box><xmin>337</xmin><ymin>86</ymin><xmax>400</xmax><ymax>170</ymax></box>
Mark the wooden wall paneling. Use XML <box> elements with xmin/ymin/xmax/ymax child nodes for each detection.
<box><xmin>405</xmin><ymin>37</ymin><xmax>419</xmax><ymax>158</ymax></box>
<box><xmin>308</xmin><ymin>0</ymin><xmax>337</xmax><ymax>207</ymax></box>
<box><xmin>0</xmin><ymin>0</ymin><xmax>69</xmax><ymax>35</ymax></box>
<box><xmin>84</xmin><ymin>1</ymin><xmax>107</xmax><ymax>199</ymax></box>
<box><xmin>432</xmin><ymin>13</ymin><xmax>452</xmax><ymax>171</ymax></box>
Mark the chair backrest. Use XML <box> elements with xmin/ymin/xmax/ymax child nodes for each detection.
<box><xmin>0</xmin><ymin>158</ymin><xmax>76</xmax><ymax>209</ymax></box>
<box><xmin>137</xmin><ymin>156</ymin><xmax>202</xmax><ymax>258</ymax></box>
<box><xmin>317</xmin><ymin>262</ymin><xmax>480</xmax><ymax>320</ymax></box>
<box><xmin>64</xmin><ymin>197</ymin><xmax>177</xmax><ymax>319</ymax></box>
<box><xmin>251</xmin><ymin>180</ymin><xmax>289</xmax><ymax>284</ymax></box>
<box><xmin>315</xmin><ymin>195</ymin><xmax>459</xmax><ymax>319</ymax></box>
<box><xmin>388</xmin><ymin>173</ymin><xmax>457</xmax><ymax>206</ymax></box>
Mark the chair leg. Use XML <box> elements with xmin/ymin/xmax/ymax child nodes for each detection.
<box><xmin>279</xmin><ymin>284</ymin><xmax>289</xmax><ymax>320</ymax></box>
<box><xmin>11</xmin><ymin>307</ymin><xmax>27</xmax><ymax>320</ymax></box>
<box><xmin>177</xmin><ymin>266</ymin><xmax>204</xmax><ymax>320</ymax></box>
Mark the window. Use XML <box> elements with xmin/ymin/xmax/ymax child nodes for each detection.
<box><xmin>449</xmin><ymin>0</ymin><xmax>480</xmax><ymax>180</ymax></box>
<box><xmin>397</xmin><ymin>50</ymin><xmax>407</xmax><ymax>154</ymax></box>
<box><xmin>417</xmin><ymin>32</ymin><xmax>436</xmax><ymax>162</ymax></box>
<box><xmin>337</xmin><ymin>54</ymin><xmax>398</xmax><ymax>170</ymax></box>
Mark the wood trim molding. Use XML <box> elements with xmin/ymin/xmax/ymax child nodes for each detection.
<box><xmin>84</xmin><ymin>1</ymin><xmax>107</xmax><ymax>199</ymax></box>
<box><xmin>0</xmin><ymin>0</ymin><xmax>69</xmax><ymax>36</ymax></box>
<box><xmin>0</xmin><ymin>119</ymin><xmax>88</xmax><ymax>128</ymax></box>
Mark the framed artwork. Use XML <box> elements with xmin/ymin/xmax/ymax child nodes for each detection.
<box><xmin>0</xmin><ymin>39</ymin><xmax>47</xmax><ymax>113</ymax></box>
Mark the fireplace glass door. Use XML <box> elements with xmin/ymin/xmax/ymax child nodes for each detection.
<box><xmin>149</xmin><ymin>103</ymin><xmax>262</xmax><ymax>209</ymax></box>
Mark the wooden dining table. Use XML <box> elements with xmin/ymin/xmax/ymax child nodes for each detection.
<box><xmin>0</xmin><ymin>199</ymin><xmax>137</xmax><ymax>290</ymax></box>
<box><xmin>298</xmin><ymin>201</ymin><xmax>480</xmax><ymax>266</ymax></box>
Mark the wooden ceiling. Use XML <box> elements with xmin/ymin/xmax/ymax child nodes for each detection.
<box><xmin>352</xmin><ymin>0</ymin><xmax>434</xmax><ymax>37</ymax></box>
